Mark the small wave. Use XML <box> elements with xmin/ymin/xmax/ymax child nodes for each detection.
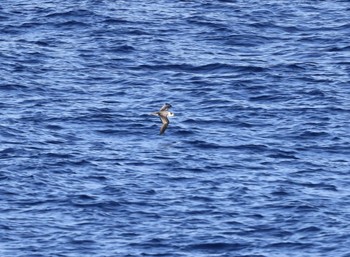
<box><xmin>107</xmin><ymin>44</ymin><xmax>135</xmax><ymax>53</ymax></box>
<box><xmin>132</xmin><ymin>63</ymin><xmax>265</xmax><ymax>74</ymax></box>
<box><xmin>18</xmin><ymin>22</ymin><xmax>46</xmax><ymax>28</ymax></box>
<box><xmin>44</xmin><ymin>139</ymin><xmax>65</xmax><ymax>145</ymax></box>
<box><xmin>45</xmin><ymin>9</ymin><xmax>96</xmax><ymax>19</ymax></box>
<box><xmin>326</xmin><ymin>45</ymin><xmax>350</xmax><ymax>52</ymax></box>
<box><xmin>225</xmin><ymin>34</ymin><xmax>271</xmax><ymax>47</ymax></box>
<box><xmin>173</xmin><ymin>129</ymin><xmax>195</xmax><ymax>136</ymax></box>
<box><xmin>0</xmin><ymin>147</ymin><xmax>17</xmax><ymax>155</ymax></box>
<box><xmin>186</xmin><ymin>140</ymin><xmax>221</xmax><ymax>149</ymax></box>
<box><xmin>295</xmin><ymin>182</ymin><xmax>337</xmax><ymax>191</ymax></box>
<box><xmin>95</xmin><ymin>129</ymin><xmax>128</xmax><ymax>135</ymax></box>
<box><xmin>305</xmin><ymin>89</ymin><xmax>326</xmax><ymax>97</ymax></box>
<box><xmin>249</xmin><ymin>94</ymin><xmax>284</xmax><ymax>102</ymax></box>
<box><xmin>45</xmin><ymin>124</ymin><xmax>64</xmax><ymax>131</ymax></box>
<box><xmin>299</xmin><ymin>131</ymin><xmax>329</xmax><ymax>139</ymax></box>
<box><xmin>187</xmin><ymin>242</ymin><xmax>248</xmax><ymax>252</ymax></box>
<box><xmin>296</xmin><ymin>226</ymin><xmax>322</xmax><ymax>233</ymax></box>
<box><xmin>45</xmin><ymin>152</ymin><xmax>75</xmax><ymax>159</ymax></box>
<box><xmin>0</xmin><ymin>83</ymin><xmax>27</xmax><ymax>91</ymax></box>
<box><xmin>56</xmin><ymin>20</ymin><xmax>90</xmax><ymax>28</ymax></box>
<box><xmin>103</xmin><ymin>18</ymin><xmax>130</xmax><ymax>24</ymax></box>
<box><xmin>267</xmin><ymin>241</ymin><xmax>315</xmax><ymax>249</ymax></box>
<box><xmin>234</xmin><ymin>144</ymin><xmax>269</xmax><ymax>152</ymax></box>
<box><xmin>267</xmin><ymin>150</ymin><xmax>298</xmax><ymax>159</ymax></box>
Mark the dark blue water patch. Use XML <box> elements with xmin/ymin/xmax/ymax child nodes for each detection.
<box><xmin>224</xmin><ymin>34</ymin><xmax>272</xmax><ymax>47</ymax></box>
<box><xmin>106</xmin><ymin>44</ymin><xmax>136</xmax><ymax>53</ymax></box>
<box><xmin>267</xmin><ymin>241</ymin><xmax>317</xmax><ymax>251</ymax></box>
<box><xmin>0</xmin><ymin>146</ymin><xmax>19</xmax><ymax>156</ymax></box>
<box><xmin>186</xmin><ymin>241</ymin><xmax>250</xmax><ymax>252</ymax></box>
<box><xmin>186</xmin><ymin>16</ymin><xmax>232</xmax><ymax>31</ymax></box>
<box><xmin>184</xmin><ymin>140</ymin><xmax>225</xmax><ymax>150</ymax></box>
<box><xmin>55</xmin><ymin>20</ymin><xmax>91</xmax><ymax>29</ymax></box>
<box><xmin>303</xmin><ymin>89</ymin><xmax>327</xmax><ymax>97</ymax></box>
<box><xmin>270</xmin><ymin>187</ymin><xmax>291</xmax><ymax>197</ymax></box>
<box><xmin>290</xmin><ymin>181</ymin><xmax>338</xmax><ymax>192</ymax></box>
<box><xmin>103</xmin><ymin>17</ymin><xmax>131</xmax><ymax>25</ymax></box>
<box><xmin>298</xmin><ymin>130</ymin><xmax>330</xmax><ymax>139</ymax></box>
<box><xmin>233</xmin><ymin>144</ymin><xmax>269</xmax><ymax>152</ymax></box>
<box><xmin>172</xmin><ymin>128</ymin><xmax>196</xmax><ymax>137</ymax></box>
<box><xmin>296</xmin><ymin>226</ymin><xmax>322</xmax><ymax>234</ymax></box>
<box><xmin>327</xmin><ymin>45</ymin><xmax>350</xmax><ymax>52</ymax></box>
<box><xmin>0</xmin><ymin>83</ymin><xmax>28</xmax><ymax>91</ymax></box>
<box><xmin>69</xmin><ymin>196</ymin><xmax>122</xmax><ymax>210</ymax></box>
<box><xmin>44</xmin><ymin>9</ymin><xmax>98</xmax><ymax>19</ymax></box>
<box><xmin>94</xmin><ymin>128</ymin><xmax>129</xmax><ymax>135</ymax></box>
<box><xmin>248</xmin><ymin>93</ymin><xmax>289</xmax><ymax>102</ymax></box>
<box><xmin>45</xmin><ymin>124</ymin><xmax>65</xmax><ymax>131</ymax></box>
<box><xmin>132</xmin><ymin>63</ymin><xmax>266</xmax><ymax>74</ymax></box>
<box><xmin>267</xmin><ymin>150</ymin><xmax>299</xmax><ymax>160</ymax></box>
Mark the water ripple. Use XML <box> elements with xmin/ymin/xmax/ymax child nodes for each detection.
<box><xmin>1</xmin><ymin>1</ymin><xmax>350</xmax><ymax>257</ymax></box>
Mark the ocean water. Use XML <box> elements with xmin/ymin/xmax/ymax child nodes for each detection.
<box><xmin>1</xmin><ymin>0</ymin><xmax>350</xmax><ymax>256</ymax></box>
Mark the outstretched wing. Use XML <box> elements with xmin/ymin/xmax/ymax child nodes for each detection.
<box><xmin>159</xmin><ymin>113</ymin><xmax>169</xmax><ymax>135</ymax></box>
<box><xmin>160</xmin><ymin>103</ymin><xmax>172</xmax><ymax>111</ymax></box>
<box><xmin>159</xmin><ymin>123</ymin><xmax>169</xmax><ymax>135</ymax></box>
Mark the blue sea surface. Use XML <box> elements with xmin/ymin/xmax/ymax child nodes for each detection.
<box><xmin>1</xmin><ymin>0</ymin><xmax>350</xmax><ymax>256</ymax></box>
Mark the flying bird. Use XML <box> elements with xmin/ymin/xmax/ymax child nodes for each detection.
<box><xmin>150</xmin><ymin>103</ymin><xmax>175</xmax><ymax>135</ymax></box>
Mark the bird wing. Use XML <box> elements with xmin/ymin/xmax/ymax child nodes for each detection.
<box><xmin>160</xmin><ymin>103</ymin><xmax>172</xmax><ymax>111</ymax></box>
<box><xmin>159</xmin><ymin>123</ymin><xmax>168</xmax><ymax>135</ymax></box>
<box><xmin>159</xmin><ymin>113</ymin><xmax>169</xmax><ymax>135</ymax></box>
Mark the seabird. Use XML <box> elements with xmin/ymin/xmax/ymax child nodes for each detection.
<box><xmin>150</xmin><ymin>103</ymin><xmax>175</xmax><ymax>135</ymax></box>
